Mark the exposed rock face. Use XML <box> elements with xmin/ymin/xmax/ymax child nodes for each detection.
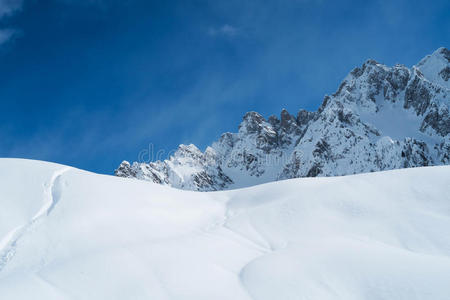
<box><xmin>116</xmin><ymin>47</ymin><xmax>450</xmax><ymax>191</ymax></box>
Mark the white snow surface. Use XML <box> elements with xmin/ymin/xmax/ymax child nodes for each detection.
<box><xmin>1</xmin><ymin>158</ymin><xmax>450</xmax><ymax>299</ymax></box>
<box><xmin>416</xmin><ymin>47</ymin><xmax>450</xmax><ymax>90</ymax></box>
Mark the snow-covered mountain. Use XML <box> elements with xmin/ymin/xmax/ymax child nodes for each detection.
<box><xmin>116</xmin><ymin>47</ymin><xmax>450</xmax><ymax>191</ymax></box>
<box><xmin>1</xmin><ymin>159</ymin><xmax>450</xmax><ymax>299</ymax></box>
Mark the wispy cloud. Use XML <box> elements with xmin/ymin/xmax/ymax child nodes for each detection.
<box><xmin>0</xmin><ymin>0</ymin><xmax>23</xmax><ymax>46</ymax></box>
<box><xmin>208</xmin><ymin>24</ymin><xmax>239</xmax><ymax>37</ymax></box>
<box><xmin>0</xmin><ymin>0</ymin><xmax>105</xmax><ymax>47</ymax></box>
<box><xmin>0</xmin><ymin>28</ymin><xmax>16</xmax><ymax>44</ymax></box>
<box><xmin>0</xmin><ymin>0</ymin><xmax>22</xmax><ymax>18</ymax></box>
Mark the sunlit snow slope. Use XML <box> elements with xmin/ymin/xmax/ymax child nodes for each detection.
<box><xmin>1</xmin><ymin>158</ymin><xmax>450</xmax><ymax>300</ymax></box>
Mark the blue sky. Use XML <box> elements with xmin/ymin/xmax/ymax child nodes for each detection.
<box><xmin>0</xmin><ymin>0</ymin><xmax>449</xmax><ymax>174</ymax></box>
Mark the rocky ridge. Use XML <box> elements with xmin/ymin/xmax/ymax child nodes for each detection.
<box><xmin>116</xmin><ymin>47</ymin><xmax>450</xmax><ymax>191</ymax></box>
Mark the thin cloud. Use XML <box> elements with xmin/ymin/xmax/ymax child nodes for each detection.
<box><xmin>0</xmin><ymin>0</ymin><xmax>22</xmax><ymax>18</ymax></box>
<box><xmin>208</xmin><ymin>24</ymin><xmax>239</xmax><ymax>37</ymax></box>
<box><xmin>0</xmin><ymin>28</ymin><xmax>16</xmax><ymax>45</ymax></box>
<box><xmin>0</xmin><ymin>0</ymin><xmax>23</xmax><ymax>46</ymax></box>
<box><xmin>0</xmin><ymin>0</ymin><xmax>106</xmax><ymax>47</ymax></box>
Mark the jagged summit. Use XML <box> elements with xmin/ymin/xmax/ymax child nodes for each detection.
<box><xmin>417</xmin><ymin>47</ymin><xmax>450</xmax><ymax>67</ymax></box>
<box><xmin>415</xmin><ymin>47</ymin><xmax>450</xmax><ymax>89</ymax></box>
<box><xmin>116</xmin><ymin>48</ymin><xmax>450</xmax><ymax>191</ymax></box>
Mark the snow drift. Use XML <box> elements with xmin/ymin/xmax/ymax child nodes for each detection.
<box><xmin>1</xmin><ymin>158</ymin><xmax>450</xmax><ymax>299</ymax></box>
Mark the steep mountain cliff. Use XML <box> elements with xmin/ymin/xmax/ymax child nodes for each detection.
<box><xmin>116</xmin><ymin>47</ymin><xmax>450</xmax><ymax>191</ymax></box>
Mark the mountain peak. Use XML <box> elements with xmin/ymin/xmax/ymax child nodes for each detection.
<box><xmin>433</xmin><ymin>47</ymin><xmax>450</xmax><ymax>62</ymax></box>
<box><xmin>239</xmin><ymin>111</ymin><xmax>268</xmax><ymax>134</ymax></box>
<box><xmin>280</xmin><ymin>108</ymin><xmax>298</xmax><ymax>133</ymax></box>
<box><xmin>415</xmin><ymin>47</ymin><xmax>450</xmax><ymax>89</ymax></box>
<box><xmin>116</xmin><ymin>49</ymin><xmax>450</xmax><ymax>191</ymax></box>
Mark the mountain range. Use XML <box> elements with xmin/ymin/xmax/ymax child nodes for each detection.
<box><xmin>116</xmin><ymin>47</ymin><xmax>450</xmax><ymax>191</ymax></box>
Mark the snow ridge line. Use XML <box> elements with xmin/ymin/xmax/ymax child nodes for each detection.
<box><xmin>200</xmin><ymin>211</ymin><xmax>272</xmax><ymax>300</ymax></box>
<box><xmin>202</xmin><ymin>211</ymin><xmax>271</xmax><ymax>254</ymax></box>
<box><xmin>32</xmin><ymin>167</ymin><xmax>71</xmax><ymax>220</ymax></box>
<box><xmin>0</xmin><ymin>167</ymin><xmax>71</xmax><ymax>273</ymax></box>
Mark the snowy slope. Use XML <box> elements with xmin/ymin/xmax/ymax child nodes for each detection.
<box><xmin>1</xmin><ymin>158</ymin><xmax>450</xmax><ymax>299</ymax></box>
<box><xmin>117</xmin><ymin>47</ymin><xmax>450</xmax><ymax>191</ymax></box>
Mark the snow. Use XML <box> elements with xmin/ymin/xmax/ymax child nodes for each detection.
<box><xmin>359</xmin><ymin>98</ymin><xmax>440</xmax><ymax>144</ymax></box>
<box><xmin>1</xmin><ymin>158</ymin><xmax>450</xmax><ymax>299</ymax></box>
<box><xmin>117</xmin><ymin>48</ymin><xmax>450</xmax><ymax>191</ymax></box>
<box><xmin>416</xmin><ymin>47</ymin><xmax>450</xmax><ymax>90</ymax></box>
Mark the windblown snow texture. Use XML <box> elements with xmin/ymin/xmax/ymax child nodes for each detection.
<box><xmin>1</xmin><ymin>159</ymin><xmax>450</xmax><ymax>299</ymax></box>
<box><xmin>116</xmin><ymin>47</ymin><xmax>450</xmax><ymax>191</ymax></box>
